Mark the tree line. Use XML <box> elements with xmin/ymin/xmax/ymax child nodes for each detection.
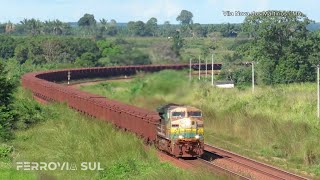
<box><xmin>0</xmin><ymin>10</ymin><xmax>242</xmax><ymax>38</ymax></box>
<box><xmin>0</xmin><ymin>36</ymin><xmax>152</xmax><ymax>69</ymax></box>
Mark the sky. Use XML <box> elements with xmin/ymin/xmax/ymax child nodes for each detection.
<box><xmin>1</xmin><ymin>0</ymin><xmax>319</xmax><ymax>24</ymax></box>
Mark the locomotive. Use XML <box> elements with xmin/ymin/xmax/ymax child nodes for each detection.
<box><xmin>156</xmin><ymin>104</ymin><xmax>204</xmax><ymax>157</ymax></box>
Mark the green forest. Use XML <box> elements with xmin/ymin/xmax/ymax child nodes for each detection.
<box><xmin>0</xmin><ymin>9</ymin><xmax>320</xmax><ymax>179</ymax></box>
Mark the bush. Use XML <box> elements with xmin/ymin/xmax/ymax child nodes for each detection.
<box><xmin>0</xmin><ymin>61</ymin><xmax>15</xmax><ymax>141</ymax></box>
<box><xmin>0</xmin><ymin>35</ymin><xmax>16</xmax><ymax>59</ymax></box>
<box><xmin>75</xmin><ymin>52</ymin><xmax>97</xmax><ymax>67</ymax></box>
<box><xmin>12</xmin><ymin>88</ymin><xmax>47</xmax><ymax>130</ymax></box>
<box><xmin>0</xmin><ymin>144</ymin><xmax>13</xmax><ymax>162</ymax></box>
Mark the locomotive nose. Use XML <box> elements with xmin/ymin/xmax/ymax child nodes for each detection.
<box><xmin>179</xmin><ymin>118</ymin><xmax>192</xmax><ymax>128</ymax></box>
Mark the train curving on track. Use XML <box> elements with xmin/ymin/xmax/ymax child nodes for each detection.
<box><xmin>22</xmin><ymin>63</ymin><xmax>309</xmax><ymax>179</ymax></box>
<box><xmin>22</xmin><ymin>64</ymin><xmax>220</xmax><ymax>157</ymax></box>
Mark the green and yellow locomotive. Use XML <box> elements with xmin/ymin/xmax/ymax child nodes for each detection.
<box><xmin>156</xmin><ymin>104</ymin><xmax>204</xmax><ymax>157</ymax></box>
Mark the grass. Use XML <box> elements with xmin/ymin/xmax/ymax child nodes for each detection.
<box><xmin>80</xmin><ymin>70</ymin><xmax>320</xmax><ymax>177</ymax></box>
<box><xmin>0</xmin><ymin>88</ymin><xmax>221</xmax><ymax>180</ymax></box>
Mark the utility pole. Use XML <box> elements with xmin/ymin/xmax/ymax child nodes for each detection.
<box><xmin>198</xmin><ymin>55</ymin><xmax>201</xmax><ymax>80</ymax></box>
<box><xmin>67</xmin><ymin>71</ymin><xmax>71</xmax><ymax>85</ymax></box>
<box><xmin>317</xmin><ymin>65</ymin><xmax>320</xmax><ymax>118</ymax></box>
<box><xmin>211</xmin><ymin>54</ymin><xmax>214</xmax><ymax>86</ymax></box>
<box><xmin>252</xmin><ymin>61</ymin><xmax>255</xmax><ymax>93</ymax></box>
<box><xmin>189</xmin><ymin>58</ymin><xmax>192</xmax><ymax>81</ymax></box>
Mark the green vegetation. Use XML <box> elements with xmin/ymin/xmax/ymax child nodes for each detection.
<box><xmin>0</xmin><ymin>8</ymin><xmax>320</xmax><ymax>179</ymax></box>
<box><xmin>0</xmin><ymin>34</ymin><xmax>244</xmax><ymax>73</ymax></box>
<box><xmin>1</xmin><ymin>10</ymin><xmax>319</xmax><ymax>85</ymax></box>
<box><xmin>0</xmin><ymin>61</ymin><xmax>16</xmax><ymax>141</ymax></box>
<box><xmin>0</xmin><ymin>36</ymin><xmax>151</xmax><ymax>70</ymax></box>
<box><xmin>81</xmin><ymin>70</ymin><xmax>320</xmax><ymax>177</ymax></box>
<box><xmin>0</xmin><ymin>88</ymin><xmax>221</xmax><ymax>179</ymax></box>
<box><xmin>233</xmin><ymin>11</ymin><xmax>320</xmax><ymax>85</ymax></box>
<box><xmin>0</xmin><ymin>61</ymin><xmax>223</xmax><ymax>179</ymax></box>
<box><xmin>0</xmin><ymin>10</ymin><xmax>242</xmax><ymax>39</ymax></box>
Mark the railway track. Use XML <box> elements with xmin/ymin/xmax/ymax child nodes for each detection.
<box><xmin>191</xmin><ymin>158</ymin><xmax>251</xmax><ymax>179</ymax></box>
<box><xmin>21</xmin><ymin>64</ymin><xmax>310</xmax><ymax>179</ymax></box>
<box><xmin>157</xmin><ymin>149</ymin><xmax>249</xmax><ymax>179</ymax></box>
<box><xmin>203</xmin><ymin>144</ymin><xmax>309</xmax><ymax>180</ymax></box>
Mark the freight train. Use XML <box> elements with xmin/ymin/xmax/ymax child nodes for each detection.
<box><xmin>21</xmin><ymin>65</ymin><xmax>208</xmax><ymax>158</ymax></box>
<box><xmin>156</xmin><ymin>104</ymin><xmax>204</xmax><ymax>157</ymax></box>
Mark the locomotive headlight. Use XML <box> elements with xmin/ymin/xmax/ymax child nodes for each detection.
<box><xmin>178</xmin><ymin>135</ymin><xmax>184</xmax><ymax>139</ymax></box>
<box><xmin>195</xmin><ymin>135</ymin><xmax>200</xmax><ymax>139</ymax></box>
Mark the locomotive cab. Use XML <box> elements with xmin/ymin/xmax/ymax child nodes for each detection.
<box><xmin>156</xmin><ymin>104</ymin><xmax>204</xmax><ymax>157</ymax></box>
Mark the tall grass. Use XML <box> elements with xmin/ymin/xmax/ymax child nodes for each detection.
<box><xmin>193</xmin><ymin>83</ymin><xmax>320</xmax><ymax>175</ymax></box>
<box><xmin>81</xmin><ymin>70</ymin><xmax>320</xmax><ymax>176</ymax></box>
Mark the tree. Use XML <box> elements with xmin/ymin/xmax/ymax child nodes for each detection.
<box><xmin>78</xmin><ymin>14</ymin><xmax>97</xmax><ymax>37</ymax></box>
<box><xmin>176</xmin><ymin>10</ymin><xmax>195</xmax><ymax>37</ymax></box>
<box><xmin>75</xmin><ymin>52</ymin><xmax>97</xmax><ymax>67</ymax></box>
<box><xmin>51</xmin><ymin>20</ymin><xmax>64</xmax><ymax>35</ymax></box>
<box><xmin>106</xmin><ymin>19</ymin><xmax>118</xmax><ymax>36</ymax></box>
<box><xmin>127</xmin><ymin>21</ymin><xmax>146</xmax><ymax>36</ymax></box>
<box><xmin>171</xmin><ymin>30</ymin><xmax>184</xmax><ymax>57</ymax></box>
<box><xmin>105</xmin><ymin>49</ymin><xmax>151</xmax><ymax>66</ymax></box>
<box><xmin>43</xmin><ymin>20</ymin><xmax>65</xmax><ymax>35</ymax></box>
<box><xmin>176</xmin><ymin>10</ymin><xmax>193</xmax><ymax>25</ymax></box>
<box><xmin>99</xmin><ymin>18</ymin><xmax>108</xmax><ymax>36</ymax></box>
<box><xmin>42</xmin><ymin>39</ymin><xmax>63</xmax><ymax>63</ymax></box>
<box><xmin>20</xmin><ymin>18</ymin><xmax>42</xmax><ymax>36</ymax></box>
<box><xmin>97</xmin><ymin>40</ymin><xmax>121</xmax><ymax>57</ymax></box>
<box><xmin>26</xmin><ymin>40</ymin><xmax>44</xmax><ymax>64</ymax></box>
<box><xmin>0</xmin><ymin>24</ymin><xmax>5</xmax><ymax>33</ymax></box>
<box><xmin>0</xmin><ymin>61</ymin><xmax>15</xmax><ymax>140</ymax></box>
<box><xmin>161</xmin><ymin>21</ymin><xmax>175</xmax><ymax>37</ymax></box>
<box><xmin>78</xmin><ymin>14</ymin><xmax>96</xmax><ymax>27</ymax></box>
<box><xmin>0</xmin><ymin>35</ymin><xmax>16</xmax><ymax>59</ymax></box>
<box><xmin>100</xmin><ymin>18</ymin><xmax>108</xmax><ymax>26</ymax></box>
<box><xmin>192</xmin><ymin>23</ymin><xmax>207</xmax><ymax>37</ymax></box>
<box><xmin>240</xmin><ymin>11</ymin><xmax>319</xmax><ymax>84</ymax></box>
<box><xmin>14</xmin><ymin>44</ymin><xmax>29</xmax><ymax>64</ymax></box>
<box><xmin>96</xmin><ymin>39</ymin><xmax>151</xmax><ymax>66</ymax></box>
<box><xmin>146</xmin><ymin>17</ymin><xmax>158</xmax><ymax>36</ymax></box>
<box><xmin>127</xmin><ymin>21</ymin><xmax>135</xmax><ymax>36</ymax></box>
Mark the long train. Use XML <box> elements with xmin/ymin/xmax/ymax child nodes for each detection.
<box><xmin>22</xmin><ymin>64</ymin><xmax>221</xmax><ymax>157</ymax></box>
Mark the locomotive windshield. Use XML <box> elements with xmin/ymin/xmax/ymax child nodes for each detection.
<box><xmin>188</xmin><ymin>111</ymin><xmax>202</xmax><ymax>117</ymax></box>
<box><xmin>172</xmin><ymin>111</ymin><xmax>185</xmax><ymax>117</ymax></box>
